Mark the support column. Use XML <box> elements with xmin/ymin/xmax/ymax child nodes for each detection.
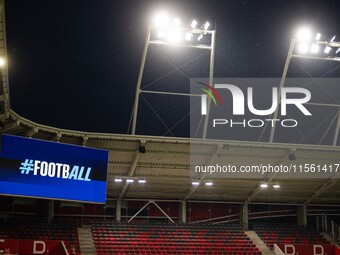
<box><xmin>321</xmin><ymin>214</ymin><xmax>325</xmax><ymax>232</ymax></box>
<box><xmin>179</xmin><ymin>201</ymin><xmax>187</xmax><ymax>224</ymax></box>
<box><xmin>116</xmin><ymin>199</ymin><xmax>122</xmax><ymax>223</ymax></box>
<box><xmin>316</xmin><ymin>216</ymin><xmax>320</xmax><ymax>232</ymax></box>
<box><xmin>202</xmin><ymin>30</ymin><xmax>216</xmax><ymax>139</ymax></box>
<box><xmin>324</xmin><ymin>215</ymin><xmax>328</xmax><ymax>232</ymax></box>
<box><xmin>240</xmin><ymin>203</ymin><xmax>249</xmax><ymax>230</ymax></box>
<box><xmin>297</xmin><ymin>204</ymin><xmax>307</xmax><ymax>226</ymax></box>
<box><xmin>48</xmin><ymin>200</ymin><xmax>54</xmax><ymax>223</ymax></box>
<box><xmin>332</xmin><ymin>108</ymin><xmax>340</xmax><ymax>146</ymax></box>
<box><xmin>131</xmin><ymin>26</ymin><xmax>152</xmax><ymax>135</ymax></box>
<box><xmin>331</xmin><ymin>220</ymin><xmax>335</xmax><ymax>238</ymax></box>
<box><xmin>269</xmin><ymin>39</ymin><xmax>295</xmax><ymax>142</ymax></box>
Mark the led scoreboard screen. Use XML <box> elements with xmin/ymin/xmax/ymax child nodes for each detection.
<box><xmin>0</xmin><ymin>134</ymin><xmax>108</xmax><ymax>203</ymax></box>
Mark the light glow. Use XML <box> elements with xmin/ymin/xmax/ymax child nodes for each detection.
<box><xmin>273</xmin><ymin>184</ymin><xmax>281</xmax><ymax>189</ymax></box>
<box><xmin>167</xmin><ymin>28</ymin><xmax>182</xmax><ymax>43</ymax></box>
<box><xmin>197</xmin><ymin>34</ymin><xmax>203</xmax><ymax>41</ymax></box>
<box><xmin>203</xmin><ymin>21</ymin><xmax>210</xmax><ymax>30</ymax></box>
<box><xmin>205</xmin><ymin>181</ymin><xmax>213</xmax><ymax>186</ymax></box>
<box><xmin>296</xmin><ymin>27</ymin><xmax>312</xmax><ymax>41</ymax></box>
<box><xmin>157</xmin><ymin>30</ymin><xmax>166</xmax><ymax>38</ymax></box>
<box><xmin>173</xmin><ymin>18</ymin><xmax>180</xmax><ymax>26</ymax></box>
<box><xmin>192</xmin><ymin>181</ymin><xmax>200</xmax><ymax>186</ymax></box>
<box><xmin>126</xmin><ymin>179</ymin><xmax>134</xmax><ymax>183</ymax></box>
<box><xmin>185</xmin><ymin>32</ymin><xmax>193</xmax><ymax>41</ymax></box>
<box><xmin>138</xmin><ymin>180</ymin><xmax>146</xmax><ymax>184</ymax></box>
<box><xmin>0</xmin><ymin>57</ymin><xmax>5</xmax><ymax>67</ymax></box>
<box><xmin>260</xmin><ymin>183</ymin><xmax>268</xmax><ymax>188</ymax></box>
<box><xmin>310</xmin><ymin>44</ymin><xmax>319</xmax><ymax>53</ymax></box>
<box><xmin>297</xmin><ymin>43</ymin><xmax>309</xmax><ymax>53</ymax></box>
<box><xmin>324</xmin><ymin>46</ymin><xmax>332</xmax><ymax>54</ymax></box>
<box><xmin>153</xmin><ymin>12</ymin><xmax>169</xmax><ymax>28</ymax></box>
<box><xmin>191</xmin><ymin>20</ymin><xmax>198</xmax><ymax>28</ymax></box>
<box><xmin>315</xmin><ymin>33</ymin><xmax>321</xmax><ymax>41</ymax></box>
<box><xmin>331</xmin><ymin>35</ymin><xmax>336</xmax><ymax>42</ymax></box>
<box><xmin>336</xmin><ymin>48</ymin><xmax>340</xmax><ymax>54</ymax></box>
<box><xmin>114</xmin><ymin>178</ymin><xmax>122</xmax><ymax>183</ymax></box>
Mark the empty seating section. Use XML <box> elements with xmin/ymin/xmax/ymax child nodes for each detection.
<box><xmin>0</xmin><ymin>219</ymin><xmax>80</xmax><ymax>255</ymax></box>
<box><xmin>253</xmin><ymin>223</ymin><xmax>329</xmax><ymax>250</ymax></box>
<box><xmin>92</xmin><ymin>221</ymin><xmax>261</xmax><ymax>255</ymax></box>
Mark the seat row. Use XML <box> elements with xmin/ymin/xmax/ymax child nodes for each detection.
<box><xmin>92</xmin><ymin>222</ymin><xmax>260</xmax><ymax>255</ymax></box>
<box><xmin>252</xmin><ymin>223</ymin><xmax>329</xmax><ymax>250</ymax></box>
<box><xmin>0</xmin><ymin>221</ymin><xmax>80</xmax><ymax>254</ymax></box>
<box><xmin>96</xmin><ymin>250</ymin><xmax>262</xmax><ymax>255</ymax></box>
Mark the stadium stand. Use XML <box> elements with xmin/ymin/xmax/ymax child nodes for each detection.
<box><xmin>252</xmin><ymin>222</ymin><xmax>329</xmax><ymax>250</ymax></box>
<box><xmin>0</xmin><ymin>218</ymin><xmax>81</xmax><ymax>255</ymax></box>
<box><xmin>92</xmin><ymin>221</ymin><xmax>261</xmax><ymax>255</ymax></box>
<box><xmin>1</xmin><ymin>1</ymin><xmax>340</xmax><ymax>255</ymax></box>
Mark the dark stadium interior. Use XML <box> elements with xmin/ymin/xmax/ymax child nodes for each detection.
<box><xmin>1</xmin><ymin>1</ymin><xmax>340</xmax><ymax>255</ymax></box>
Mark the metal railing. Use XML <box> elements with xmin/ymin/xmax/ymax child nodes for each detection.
<box><xmin>322</xmin><ymin>215</ymin><xmax>340</xmax><ymax>245</ymax></box>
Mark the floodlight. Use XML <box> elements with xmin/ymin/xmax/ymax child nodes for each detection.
<box><xmin>203</xmin><ymin>21</ymin><xmax>210</xmax><ymax>30</ymax></box>
<box><xmin>297</xmin><ymin>43</ymin><xmax>309</xmax><ymax>53</ymax></box>
<box><xmin>114</xmin><ymin>178</ymin><xmax>123</xmax><ymax>183</ymax></box>
<box><xmin>192</xmin><ymin>181</ymin><xmax>200</xmax><ymax>186</ymax></box>
<box><xmin>205</xmin><ymin>181</ymin><xmax>213</xmax><ymax>186</ymax></box>
<box><xmin>126</xmin><ymin>179</ymin><xmax>134</xmax><ymax>183</ymax></box>
<box><xmin>336</xmin><ymin>48</ymin><xmax>340</xmax><ymax>54</ymax></box>
<box><xmin>324</xmin><ymin>46</ymin><xmax>332</xmax><ymax>54</ymax></box>
<box><xmin>138</xmin><ymin>179</ymin><xmax>146</xmax><ymax>184</ymax></box>
<box><xmin>173</xmin><ymin>18</ymin><xmax>180</xmax><ymax>26</ymax></box>
<box><xmin>273</xmin><ymin>184</ymin><xmax>281</xmax><ymax>189</ymax></box>
<box><xmin>310</xmin><ymin>44</ymin><xmax>319</xmax><ymax>53</ymax></box>
<box><xmin>153</xmin><ymin>12</ymin><xmax>169</xmax><ymax>28</ymax></box>
<box><xmin>315</xmin><ymin>33</ymin><xmax>321</xmax><ymax>41</ymax></box>
<box><xmin>296</xmin><ymin>27</ymin><xmax>312</xmax><ymax>41</ymax></box>
<box><xmin>167</xmin><ymin>28</ymin><xmax>182</xmax><ymax>43</ymax></box>
<box><xmin>191</xmin><ymin>20</ymin><xmax>198</xmax><ymax>28</ymax></box>
<box><xmin>0</xmin><ymin>57</ymin><xmax>5</xmax><ymax>67</ymax></box>
<box><xmin>185</xmin><ymin>32</ymin><xmax>193</xmax><ymax>41</ymax></box>
<box><xmin>331</xmin><ymin>35</ymin><xmax>336</xmax><ymax>42</ymax></box>
<box><xmin>157</xmin><ymin>30</ymin><xmax>166</xmax><ymax>38</ymax></box>
<box><xmin>260</xmin><ymin>183</ymin><xmax>268</xmax><ymax>188</ymax></box>
<box><xmin>197</xmin><ymin>34</ymin><xmax>203</xmax><ymax>41</ymax></box>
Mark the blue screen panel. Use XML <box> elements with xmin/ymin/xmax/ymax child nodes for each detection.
<box><xmin>0</xmin><ymin>134</ymin><xmax>108</xmax><ymax>203</ymax></box>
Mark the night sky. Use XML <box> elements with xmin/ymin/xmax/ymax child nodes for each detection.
<box><xmin>5</xmin><ymin>0</ymin><xmax>340</xmax><ymax>141</ymax></box>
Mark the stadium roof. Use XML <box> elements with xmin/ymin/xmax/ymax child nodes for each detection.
<box><xmin>0</xmin><ymin>110</ymin><xmax>339</xmax><ymax>205</ymax></box>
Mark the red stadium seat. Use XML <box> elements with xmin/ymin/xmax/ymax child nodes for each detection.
<box><xmin>92</xmin><ymin>221</ymin><xmax>260</xmax><ymax>255</ymax></box>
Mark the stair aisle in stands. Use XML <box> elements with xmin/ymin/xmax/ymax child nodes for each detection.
<box><xmin>78</xmin><ymin>226</ymin><xmax>97</xmax><ymax>255</ymax></box>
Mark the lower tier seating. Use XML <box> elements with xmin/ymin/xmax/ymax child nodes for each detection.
<box><xmin>252</xmin><ymin>223</ymin><xmax>329</xmax><ymax>250</ymax></box>
<box><xmin>0</xmin><ymin>218</ymin><xmax>80</xmax><ymax>255</ymax></box>
<box><xmin>92</xmin><ymin>221</ymin><xmax>261</xmax><ymax>255</ymax></box>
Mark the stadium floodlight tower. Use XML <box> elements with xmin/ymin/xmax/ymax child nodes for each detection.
<box><xmin>131</xmin><ymin>11</ymin><xmax>216</xmax><ymax>138</ymax></box>
<box><xmin>269</xmin><ymin>26</ymin><xmax>340</xmax><ymax>145</ymax></box>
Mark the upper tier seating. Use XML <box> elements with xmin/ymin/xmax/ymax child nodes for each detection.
<box><xmin>92</xmin><ymin>221</ymin><xmax>261</xmax><ymax>255</ymax></box>
<box><xmin>252</xmin><ymin>223</ymin><xmax>329</xmax><ymax>250</ymax></box>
